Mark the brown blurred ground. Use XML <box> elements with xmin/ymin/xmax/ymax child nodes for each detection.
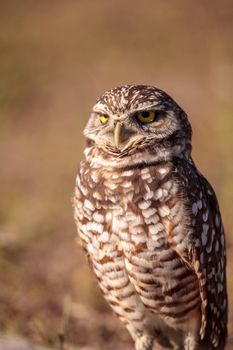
<box><xmin>0</xmin><ymin>0</ymin><xmax>232</xmax><ymax>349</ymax></box>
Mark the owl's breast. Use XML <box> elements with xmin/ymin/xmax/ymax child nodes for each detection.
<box><xmin>75</xmin><ymin>161</ymin><xmax>200</xmax><ymax>329</ymax></box>
<box><xmin>77</xmin><ymin>161</ymin><xmax>190</xmax><ymax>258</ymax></box>
<box><xmin>103</xmin><ymin>165</ymin><xmax>200</xmax><ymax>327</ymax></box>
<box><xmin>104</xmin><ymin>165</ymin><xmax>189</xmax><ymax>256</ymax></box>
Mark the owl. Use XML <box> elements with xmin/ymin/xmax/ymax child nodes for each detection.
<box><xmin>73</xmin><ymin>85</ymin><xmax>227</xmax><ymax>350</ymax></box>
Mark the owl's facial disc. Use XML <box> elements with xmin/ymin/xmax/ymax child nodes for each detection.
<box><xmin>84</xmin><ymin>108</ymin><xmax>178</xmax><ymax>153</ymax></box>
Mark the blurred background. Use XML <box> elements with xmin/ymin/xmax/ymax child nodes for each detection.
<box><xmin>0</xmin><ymin>0</ymin><xmax>232</xmax><ymax>349</ymax></box>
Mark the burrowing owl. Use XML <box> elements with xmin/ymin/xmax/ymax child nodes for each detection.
<box><xmin>73</xmin><ymin>85</ymin><xmax>227</xmax><ymax>349</ymax></box>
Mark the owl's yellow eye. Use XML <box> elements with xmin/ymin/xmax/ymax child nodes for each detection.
<box><xmin>136</xmin><ymin>111</ymin><xmax>156</xmax><ymax>123</ymax></box>
<box><xmin>99</xmin><ymin>114</ymin><xmax>109</xmax><ymax>124</ymax></box>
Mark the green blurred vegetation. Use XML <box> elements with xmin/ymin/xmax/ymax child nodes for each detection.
<box><xmin>0</xmin><ymin>0</ymin><xmax>232</xmax><ymax>349</ymax></box>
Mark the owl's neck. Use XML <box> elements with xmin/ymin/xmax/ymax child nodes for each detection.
<box><xmin>84</xmin><ymin>139</ymin><xmax>192</xmax><ymax>169</ymax></box>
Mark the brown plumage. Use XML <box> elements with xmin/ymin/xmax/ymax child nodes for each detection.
<box><xmin>73</xmin><ymin>85</ymin><xmax>227</xmax><ymax>349</ymax></box>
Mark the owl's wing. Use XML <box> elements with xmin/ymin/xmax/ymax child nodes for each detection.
<box><xmin>174</xmin><ymin>162</ymin><xmax>227</xmax><ymax>348</ymax></box>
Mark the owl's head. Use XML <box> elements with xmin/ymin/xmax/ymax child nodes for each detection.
<box><xmin>84</xmin><ymin>85</ymin><xmax>192</xmax><ymax>164</ymax></box>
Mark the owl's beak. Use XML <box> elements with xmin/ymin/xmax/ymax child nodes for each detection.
<box><xmin>114</xmin><ymin>122</ymin><xmax>121</xmax><ymax>148</ymax></box>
